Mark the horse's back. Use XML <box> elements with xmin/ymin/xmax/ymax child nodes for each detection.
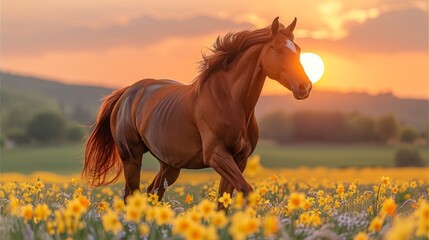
<box><xmin>115</xmin><ymin>79</ymin><xmax>205</xmax><ymax>168</ymax></box>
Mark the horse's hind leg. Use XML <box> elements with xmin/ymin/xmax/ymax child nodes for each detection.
<box><xmin>147</xmin><ymin>162</ymin><xmax>181</xmax><ymax>201</ymax></box>
<box><xmin>116</xmin><ymin>135</ymin><xmax>146</xmax><ymax>201</ymax></box>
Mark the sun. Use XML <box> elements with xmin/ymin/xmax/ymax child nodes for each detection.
<box><xmin>300</xmin><ymin>52</ymin><xmax>325</xmax><ymax>84</ymax></box>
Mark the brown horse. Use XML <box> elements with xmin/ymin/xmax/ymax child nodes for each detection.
<box><xmin>83</xmin><ymin>17</ymin><xmax>312</xmax><ymax>209</ymax></box>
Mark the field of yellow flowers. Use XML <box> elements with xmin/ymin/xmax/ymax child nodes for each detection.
<box><xmin>0</xmin><ymin>156</ymin><xmax>428</xmax><ymax>240</ymax></box>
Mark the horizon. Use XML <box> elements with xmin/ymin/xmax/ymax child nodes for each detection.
<box><xmin>1</xmin><ymin>1</ymin><xmax>428</xmax><ymax>99</ymax></box>
<box><xmin>2</xmin><ymin>70</ymin><xmax>428</xmax><ymax>101</ymax></box>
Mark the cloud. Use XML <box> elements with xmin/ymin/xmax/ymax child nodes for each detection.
<box><xmin>2</xmin><ymin>15</ymin><xmax>253</xmax><ymax>56</ymax></box>
<box><xmin>300</xmin><ymin>7</ymin><xmax>428</xmax><ymax>53</ymax></box>
<box><xmin>341</xmin><ymin>7</ymin><xmax>428</xmax><ymax>52</ymax></box>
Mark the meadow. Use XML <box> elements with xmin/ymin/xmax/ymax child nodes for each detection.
<box><xmin>1</xmin><ymin>145</ymin><xmax>428</xmax><ymax>239</ymax></box>
<box><xmin>1</xmin><ymin>143</ymin><xmax>427</xmax><ymax>174</ymax></box>
<box><xmin>0</xmin><ymin>158</ymin><xmax>428</xmax><ymax>240</ymax></box>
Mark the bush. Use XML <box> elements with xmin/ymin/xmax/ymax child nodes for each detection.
<box><xmin>6</xmin><ymin>128</ymin><xmax>31</xmax><ymax>145</ymax></box>
<box><xmin>400</xmin><ymin>127</ymin><xmax>418</xmax><ymax>143</ymax></box>
<box><xmin>27</xmin><ymin>112</ymin><xmax>66</xmax><ymax>142</ymax></box>
<box><xmin>66</xmin><ymin>126</ymin><xmax>85</xmax><ymax>142</ymax></box>
<box><xmin>394</xmin><ymin>147</ymin><xmax>425</xmax><ymax>167</ymax></box>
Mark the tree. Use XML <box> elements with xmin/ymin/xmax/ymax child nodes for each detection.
<box><xmin>292</xmin><ymin>111</ymin><xmax>347</xmax><ymax>142</ymax></box>
<box><xmin>259</xmin><ymin>110</ymin><xmax>294</xmax><ymax>143</ymax></box>
<box><xmin>27</xmin><ymin>112</ymin><xmax>66</xmax><ymax>142</ymax></box>
<box><xmin>375</xmin><ymin>114</ymin><xmax>399</xmax><ymax>142</ymax></box>
<box><xmin>345</xmin><ymin>113</ymin><xmax>377</xmax><ymax>142</ymax></box>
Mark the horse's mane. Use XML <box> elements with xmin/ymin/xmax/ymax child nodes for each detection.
<box><xmin>194</xmin><ymin>26</ymin><xmax>274</xmax><ymax>89</ymax></box>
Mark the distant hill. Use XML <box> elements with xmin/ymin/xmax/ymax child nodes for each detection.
<box><xmin>1</xmin><ymin>72</ymin><xmax>113</xmax><ymax>114</ymax></box>
<box><xmin>1</xmin><ymin>72</ymin><xmax>428</xmax><ymax>130</ymax></box>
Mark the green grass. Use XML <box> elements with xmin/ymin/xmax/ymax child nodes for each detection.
<box><xmin>1</xmin><ymin>143</ymin><xmax>427</xmax><ymax>174</ymax></box>
<box><xmin>256</xmin><ymin>144</ymin><xmax>428</xmax><ymax>168</ymax></box>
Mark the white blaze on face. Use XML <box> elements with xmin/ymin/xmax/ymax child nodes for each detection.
<box><xmin>285</xmin><ymin>40</ymin><xmax>297</xmax><ymax>54</ymax></box>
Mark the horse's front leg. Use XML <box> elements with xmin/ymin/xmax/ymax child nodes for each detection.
<box><xmin>217</xmin><ymin>158</ymin><xmax>251</xmax><ymax>211</ymax></box>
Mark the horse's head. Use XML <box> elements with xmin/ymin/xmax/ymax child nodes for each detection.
<box><xmin>261</xmin><ymin>17</ymin><xmax>312</xmax><ymax>100</ymax></box>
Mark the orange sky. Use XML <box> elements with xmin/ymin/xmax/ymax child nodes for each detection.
<box><xmin>1</xmin><ymin>0</ymin><xmax>428</xmax><ymax>99</ymax></box>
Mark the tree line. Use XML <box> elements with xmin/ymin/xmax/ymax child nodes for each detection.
<box><xmin>2</xmin><ymin>109</ymin><xmax>428</xmax><ymax>148</ymax></box>
<box><xmin>259</xmin><ymin>110</ymin><xmax>427</xmax><ymax>144</ymax></box>
<box><xmin>1</xmin><ymin>111</ymin><xmax>87</xmax><ymax>146</ymax></box>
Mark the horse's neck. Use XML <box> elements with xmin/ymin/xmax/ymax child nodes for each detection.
<box><xmin>225</xmin><ymin>44</ymin><xmax>266</xmax><ymax>116</ymax></box>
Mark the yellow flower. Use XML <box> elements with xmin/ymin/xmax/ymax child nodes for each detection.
<box><xmin>414</xmin><ymin>201</ymin><xmax>429</xmax><ymax>237</ymax></box>
<box><xmin>154</xmin><ymin>206</ymin><xmax>174</xmax><ymax>225</ymax></box>
<box><xmin>35</xmin><ymin>180</ymin><xmax>44</xmax><ymax>191</ymax></box>
<box><xmin>187</xmin><ymin>207</ymin><xmax>202</xmax><ymax>223</ymax></box>
<box><xmin>288</xmin><ymin>192</ymin><xmax>305</xmax><ymax>211</ymax></box>
<box><xmin>309</xmin><ymin>213</ymin><xmax>321</xmax><ymax>227</ymax></box>
<box><xmin>234</xmin><ymin>192</ymin><xmax>244</xmax><ymax>209</ymax></box>
<box><xmin>185</xmin><ymin>223</ymin><xmax>205</xmax><ymax>240</ymax></box>
<box><xmin>113</xmin><ymin>197</ymin><xmax>125</xmax><ymax>212</ymax></box>
<box><xmin>381</xmin><ymin>198</ymin><xmax>396</xmax><ymax>217</ymax></box>
<box><xmin>391</xmin><ymin>185</ymin><xmax>399</xmax><ymax>195</ymax></box>
<box><xmin>204</xmin><ymin>225</ymin><xmax>219</xmax><ymax>240</ymax></box>
<box><xmin>173</xmin><ymin>215</ymin><xmax>192</xmax><ymax>235</ymax></box>
<box><xmin>148</xmin><ymin>193</ymin><xmax>159</xmax><ymax>205</ymax></box>
<box><xmin>8</xmin><ymin>195</ymin><xmax>20</xmax><ymax>215</ymax></box>
<box><xmin>20</xmin><ymin>204</ymin><xmax>33</xmax><ymax>221</ymax></box>
<box><xmin>336</xmin><ymin>183</ymin><xmax>345</xmax><ymax>195</ymax></box>
<box><xmin>185</xmin><ymin>194</ymin><xmax>194</xmax><ymax>204</ymax></box>
<box><xmin>139</xmin><ymin>223</ymin><xmax>150</xmax><ymax>236</ymax></box>
<box><xmin>367</xmin><ymin>205</ymin><xmax>373</xmax><ymax>215</ymax></box>
<box><xmin>229</xmin><ymin>212</ymin><xmax>260</xmax><ymax>240</ymax></box>
<box><xmin>410</xmin><ymin>181</ymin><xmax>417</xmax><ymax>189</ymax></box>
<box><xmin>71</xmin><ymin>178</ymin><xmax>77</xmax><ymax>186</ymax></box>
<box><xmin>47</xmin><ymin>222</ymin><xmax>56</xmax><ymax>235</ymax></box>
<box><xmin>381</xmin><ymin>176</ymin><xmax>390</xmax><ymax>186</ymax></box>
<box><xmin>208</xmin><ymin>191</ymin><xmax>217</xmax><ymax>201</ymax></box>
<box><xmin>97</xmin><ymin>201</ymin><xmax>109</xmax><ymax>214</ymax></box>
<box><xmin>127</xmin><ymin>191</ymin><xmax>147</xmax><ymax>212</ymax></box>
<box><xmin>353</xmin><ymin>232</ymin><xmax>368</xmax><ymax>240</ymax></box>
<box><xmin>101</xmin><ymin>187</ymin><xmax>114</xmax><ymax>196</ymax></box>
<box><xmin>263</xmin><ymin>215</ymin><xmax>279</xmax><ymax>237</ymax></box>
<box><xmin>34</xmin><ymin>204</ymin><xmax>51</xmax><ymax>222</ymax></box>
<box><xmin>271</xmin><ymin>175</ymin><xmax>278</xmax><ymax>182</ymax></box>
<box><xmin>211</xmin><ymin>211</ymin><xmax>228</xmax><ymax>228</ymax></box>
<box><xmin>101</xmin><ymin>210</ymin><xmax>123</xmax><ymax>234</ymax></box>
<box><xmin>299</xmin><ymin>212</ymin><xmax>310</xmax><ymax>225</ymax></box>
<box><xmin>198</xmin><ymin>199</ymin><xmax>215</xmax><ymax>219</ymax></box>
<box><xmin>248</xmin><ymin>191</ymin><xmax>261</xmax><ymax>208</ymax></box>
<box><xmin>77</xmin><ymin>195</ymin><xmax>90</xmax><ymax>210</ymax></box>
<box><xmin>384</xmin><ymin>217</ymin><xmax>414</xmax><ymax>240</ymax></box>
<box><xmin>218</xmin><ymin>192</ymin><xmax>233</xmax><ymax>208</ymax></box>
<box><xmin>302</xmin><ymin>198</ymin><xmax>313</xmax><ymax>210</ymax></box>
<box><xmin>124</xmin><ymin>205</ymin><xmax>141</xmax><ymax>223</ymax></box>
<box><xmin>368</xmin><ymin>216</ymin><xmax>383</xmax><ymax>232</ymax></box>
<box><xmin>67</xmin><ymin>199</ymin><xmax>85</xmax><ymax>216</ymax></box>
<box><xmin>174</xmin><ymin>186</ymin><xmax>185</xmax><ymax>196</ymax></box>
<box><xmin>245</xmin><ymin>154</ymin><xmax>261</xmax><ymax>177</ymax></box>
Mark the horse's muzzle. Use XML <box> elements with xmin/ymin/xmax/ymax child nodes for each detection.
<box><xmin>293</xmin><ymin>82</ymin><xmax>312</xmax><ymax>100</ymax></box>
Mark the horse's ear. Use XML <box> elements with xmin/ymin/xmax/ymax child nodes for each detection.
<box><xmin>271</xmin><ymin>17</ymin><xmax>280</xmax><ymax>36</ymax></box>
<box><xmin>285</xmin><ymin>17</ymin><xmax>297</xmax><ymax>33</ymax></box>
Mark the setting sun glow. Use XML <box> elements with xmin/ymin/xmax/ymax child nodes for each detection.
<box><xmin>300</xmin><ymin>52</ymin><xmax>325</xmax><ymax>84</ymax></box>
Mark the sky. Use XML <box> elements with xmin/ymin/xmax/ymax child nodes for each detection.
<box><xmin>1</xmin><ymin>0</ymin><xmax>428</xmax><ymax>99</ymax></box>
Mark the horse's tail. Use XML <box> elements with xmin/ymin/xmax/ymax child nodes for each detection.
<box><xmin>82</xmin><ymin>86</ymin><xmax>129</xmax><ymax>187</ymax></box>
